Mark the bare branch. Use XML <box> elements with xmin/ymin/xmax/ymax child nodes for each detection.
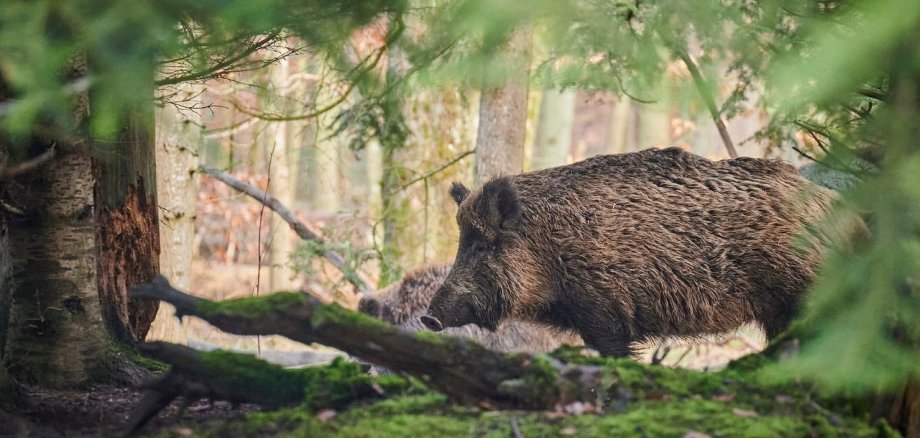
<box><xmin>198</xmin><ymin>164</ymin><xmax>374</xmax><ymax>294</ymax></box>
<box><xmin>0</xmin><ymin>144</ymin><xmax>56</xmax><ymax>180</ymax></box>
<box><xmin>228</xmin><ymin>46</ymin><xmax>386</xmax><ymax>122</ymax></box>
<box><xmin>674</xmin><ymin>50</ymin><xmax>739</xmax><ymax>159</ymax></box>
<box><xmin>397</xmin><ymin>149</ymin><xmax>475</xmax><ymax>192</ymax></box>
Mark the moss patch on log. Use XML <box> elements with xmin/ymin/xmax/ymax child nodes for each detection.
<box><xmin>195</xmin><ymin>292</ymin><xmax>308</xmax><ymax>320</ymax></box>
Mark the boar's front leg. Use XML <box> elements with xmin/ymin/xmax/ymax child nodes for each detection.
<box><xmin>578</xmin><ymin>325</ymin><xmax>634</xmax><ymax>358</ymax></box>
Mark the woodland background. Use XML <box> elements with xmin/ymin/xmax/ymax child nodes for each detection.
<box><xmin>0</xmin><ymin>0</ymin><xmax>918</xmax><ymax>436</ymax></box>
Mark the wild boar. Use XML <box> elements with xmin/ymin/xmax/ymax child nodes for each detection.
<box><xmin>422</xmin><ymin>147</ymin><xmax>836</xmax><ymax>357</ymax></box>
<box><xmin>358</xmin><ymin>265</ymin><xmax>581</xmax><ymax>353</ymax></box>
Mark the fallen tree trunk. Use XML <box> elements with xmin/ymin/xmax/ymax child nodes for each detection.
<box><xmin>125</xmin><ymin>342</ymin><xmax>382</xmax><ymax>434</ymax></box>
<box><xmin>130</xmin><ymin>276</ymin><xmax>602</xmax><ymax>410</ymax></box>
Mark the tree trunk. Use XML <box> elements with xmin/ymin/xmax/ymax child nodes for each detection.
<box><xmin>532</xmin><ymin>89</ymin><xmax>576</xmax><ymax>170</ymax></box>
<box><xmin>0</xmin><ymin>168</ymin><xmax>19</xmax><ymax>402</ymax></box>
<box><xmin>267</xmin><ymin>57</ymin><xmax>300</xmax><ymax>292</ymax></box>
<box><xmin>606</xmin><ymin>98</ymin><xmax>632</xmax><ymax>154</ymax></box>
<box><xmin>147</xmin><ymin>82</ymin><xmax>202</xmax><ymax>344</ymax></box>
<box><xmin>378</xmin><ymin>44</ymin><xmax>409</xmax><ymax>287</ymax></box>
<box><xmin>474</xmin><ymin>29</ymin><xmax>532</xmax><ymax>184</ymax></box>
<box><xmin>5</xmin><ymin>147</ymin><xmax>115</xmax><ymax>385</ymax></box>
<box><xmin>93</xmin><ymin>98</ymin><xmax>161</xmax><ymax>343</ymax></box>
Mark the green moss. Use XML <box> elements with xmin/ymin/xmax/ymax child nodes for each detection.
<box><xmin>196</xmin><ymin>292</ymin><xmax>308</xmax><ymax>319</ymax></box>
<box><xmin>411</xmin><ymin>329</ymin><xmax>449</xmax><ymax>345</ymax></box>
<box><xmin>160</xmin><ymin>350</ymin><xmax>887</xmax><ymax>438</ymax></box>
<box><xmin>310</xmin><ymin>301</ymin><xmax>391</xmax><ymax>329</ymax></box>
<box><xmin>197</xmin><ymin>350</ymin><xmax>306</xmax><ymax>406</ymax></box>
<box><xmin>512</xmin><ymin>354</ymin><xmax>560</xmax><ymax>407</ymax></box>
<box><xmin>298</xmin><ymin>357</ymin><xmax>378</xmax><ymax>410</ymax></box>
<box><xmin>112</xmin><ymin>340</ymin><xmax>168</xmax><ymax>372</ymax></box>
<box><xmin>181</xmin><ymin>391</ymin><xmax>883</xmax><ymax>438</ymax></box>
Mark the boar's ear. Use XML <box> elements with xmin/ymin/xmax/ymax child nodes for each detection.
<box><xmin>449</xmin><ymin>182</ymin><xmax>470</xmax><ymax>205</ymax></box>
<box><xmin>481</xmin><ymin>177</ymin><xmax>521</xmax><ymax>232</ymax></box>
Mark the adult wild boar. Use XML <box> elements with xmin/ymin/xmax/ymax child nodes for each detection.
<box><xmin>359</xmin><ymin>265</ymin><xmax>580</xmax><ymax>353</ymax></box>
<box><xmin>421</xmin><ymin>147</ymin><xmax>836</xmax><ymax>357</ymax></box>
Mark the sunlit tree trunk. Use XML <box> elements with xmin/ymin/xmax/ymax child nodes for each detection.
<box><xmin>5</xmin><ymin>146</ymin><xmax>116</xmax><ymax>386</ymax></box>
<box><xmin>474</xmin><ymin>29</ymin><xmax>532</xmax><ymax>184</ymax></box>
<box><xmin>607</xmin><ymin>98</ymin><xmax>632</xmax><ymax>154</ymax></box>
<box><xmin>147</xmin><ymin>81</ymin><xmax>202</xmax><ymax>344</ymax></box>
<box><xmin>532</xmin><ymin>89</ymin><xmax>576</xmax><ymax>169</ymax></box>
<box><xmin>377</xmin><ymin>43</ymin><xmax>409</xmax><ymax>286</ymax></box>
<box><xmin>267</xmin><ymin>57</ymin><xmax>300</xmax><ymax>292</ymax></box>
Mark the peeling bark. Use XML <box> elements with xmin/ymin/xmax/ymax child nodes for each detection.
<box><xmin>95</xmin><ymin>181</ymin><xmax>161</xmax><ymax>342</ymax></box>
<box><xmin>93</xmin><ymin>106</ymin><xmax>160</xmax><ymax>342</ymax></box>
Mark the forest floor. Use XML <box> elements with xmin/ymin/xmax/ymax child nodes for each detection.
<box><xmin>0</xmin><ymin>382</ymin><xmax>260</xmax><ymax>437</ymax></box>
<box><xmin>0</xmin><ymin>351</ymin><xmax>896</xmax><ymax>438</ymax></box>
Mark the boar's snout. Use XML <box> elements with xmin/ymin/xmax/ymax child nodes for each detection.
<box><xmin>419</xmin><ymin>315</ymin><xmax>444</xmax><ymax>331</ymax></box>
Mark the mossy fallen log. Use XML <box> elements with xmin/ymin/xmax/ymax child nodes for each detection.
<box><xmin>125</xmin><ymin>343</ymin><xmax>405</xmax><ymax>434</ymax></box>
<box><xmin>130</xmin><ymin>276</ymin><xmax>605</xmax><ymax>410</ymax></box>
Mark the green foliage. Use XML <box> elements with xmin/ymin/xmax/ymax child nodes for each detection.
<box><xmin>757</xmin><ymin>0</ymin><xmax>920</xmax><ymax>394</ymax></box>
<box><xmin>291</xmin><ymin>237</ymin><xmax>375</xmax><ymax>291</ymax></box>
<box><xmin>0</xmin><ymin>0</ymin><xmax>404</xmax><ymax>146</ymax></box>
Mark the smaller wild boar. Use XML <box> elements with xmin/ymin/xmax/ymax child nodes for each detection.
<box><xmin>358</xmin><ymin>265</ymin><xmax>581</xmax><ymax>353</ymax></box>
<box><xmin>422</xmin><ymin>147</ymin><xmax>838</xmax><ymax>357</ymax></box>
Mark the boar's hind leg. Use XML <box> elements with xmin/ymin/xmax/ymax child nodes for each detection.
<box><xmin>758</xmin><ymin>300</ymin><xmax>799</xmax><ymax>340</ymax></box>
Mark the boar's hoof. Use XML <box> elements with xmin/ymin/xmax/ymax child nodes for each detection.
<box><xmin>420</xmin><ymin>315</ymin><xmax>444</xmax><ymax>331</ymax></box>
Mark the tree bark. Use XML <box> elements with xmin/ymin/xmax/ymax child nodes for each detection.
<box><xmin>5</xmin><ymin>148</ymin><xmax>115</xmax><ymax>385</ymax></box>
<box><xmin>267</xmin><ymin>57</ymin><xmax>300</xmax><ymax>292</ymax></box>
<box><xmin>148</xmin><ymin>82</ymin><xmax>202</xmax><ymax>344</ymax></box>
<box><xmin>93</xmin><ymin>98</ymin><xmax>161</xmax><ymax>342</ymax></box>
<box><xmin>474</xmin><ymin>28</ymin><xmax>532</xmax><ymax>184</ymax></box>
<box><xmin>532</xmin><ymin>89</ymin><xmax>576</xmax><ymax>170</ymax></box>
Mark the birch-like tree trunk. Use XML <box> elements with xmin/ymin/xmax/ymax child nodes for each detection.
<box><xmin>267</xmin><ymin>57</ymin><xmax>300</xmax><ymax>292</ymax></box>
<box><xmin>5</xmin><ymin>148</ymin><xmax>114</xmax><ymax>385</ymax></box>
<box><xmin>148</xmin><ymin>81</ymin><xmax>202</xmax><ymax>344</ymax></box>
<box><xmin>532</xmin><ymin>89</ymin><xmax>576</xmax><ymax>169</ymax></box>
<box><xmin>474</xmin><ymin>29</ymin><xmax>532</xmax><ymax>184</ymax></box>
<box><xmin>607</xmin><ymin>98</ymin><xmax>633</xmax><ymax>154</ymax></box>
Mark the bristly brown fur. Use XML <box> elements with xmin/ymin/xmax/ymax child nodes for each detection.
<box><xmin>358</xmin><ymin>265</ymin><xmax>581</xmax><ymax>353</ymax></box>
<box><xmin>427</xmin><ymin>147</ymin><xmax>840</xmax><ymax>357</ymax></box>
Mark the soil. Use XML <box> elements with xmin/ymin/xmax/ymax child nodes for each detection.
<box><xmin>0</xmin><ymin>378</ymin><xmax>258</xmax><ymax>437</ymax></box>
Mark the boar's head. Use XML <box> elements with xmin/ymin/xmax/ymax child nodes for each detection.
<box><xmin>422</xmin><ymin>177</ymin><xmax>544</xmax><ymax>332</ymax></box>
